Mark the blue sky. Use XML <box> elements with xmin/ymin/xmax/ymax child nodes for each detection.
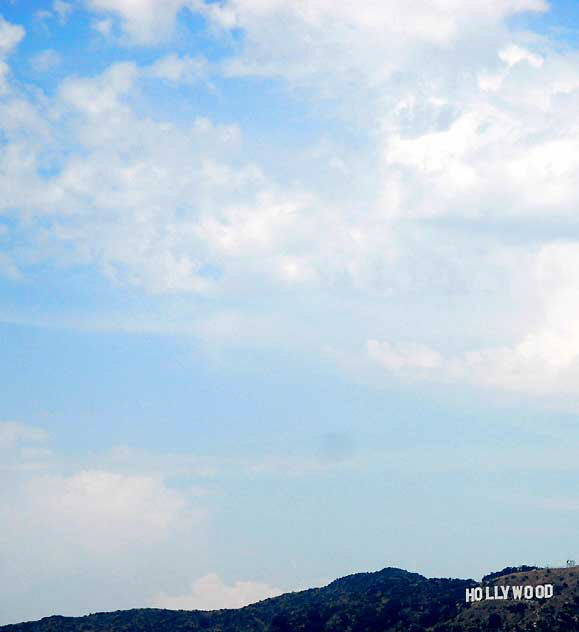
<box><xmin>3</xmin><ymin>0</ymin><xmax>579</xmax><ymax>625</ymax></box>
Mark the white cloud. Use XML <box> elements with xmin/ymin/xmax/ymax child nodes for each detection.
<box><xmin>368</xmin><ymin>242</ymin><xmax>579</xmax><ymax>395</ymax></box>
<box><xmin>368</xmin><ymin>341</ymin><xmax>443</xmax><ymax>372</ymax></box>
<box><xmin>1</xmin><ymin>54</ymin><xmax>398</xmax><ymax>297</ymax></box>
<box><xmin>86</xmin><ymin>0</ymin><xmax>191</xmax><ymax>43</ymax></box>
<box><xmin>53</xmin><ymin>1</ymin><xmax>73</xmax><ymax>23</ymax></box>
<box><xmin>0</xmin><ymin>421</ymin><xmax>49</xmax><ymax>449</ymax></box>
<box><xmin>148</xmin><ymin>54</ymin><xmax>207</xmax><ymax>84</ymax></box>
<box><xmin>59</xmin><ymin>60</ymin><xmax>139</xmax><ymax>115</ymax></box>
<box><xmin>152</xmin><ymin>572</ymin><xmax>283</xmax><ymax>610</ymax></box>
<box><xmin>12</xmin><ymin>470</ymin><xmax>200</xmax><ymax>555</ymax></box>
<box><xmin>6</xmin><ymin>2</ymin><xmax>579</xmax><ymax>401</ymax></box>
<box><xmin>499</xmin><ymin>43</ymin><xmax>544</xmax><ymax>68</ymax></box>
<box><xmin>201</xmin><ymin>0</ymin><xmax>547</xmax><ymax>91</ymax></box>
<box><xmin>203</xmin><ymin>0</ymin><xmax>548</xmax><ymax>41</ymax></box>
<box><xmin>0</xmin><ymin>16</ymin><xmax>24</xmax><ymax>56</ymax></box>
<box><xmin>92</xmin><ymin>17</ymin><xmax>113</xmax><ymax>36</ymax></box>
<box><xmin>380</xmin><ymin>44</ymin><xmax>579</xmax><ymax>219</ymax></box>
<box><xmin>0</xmin><ymin>17</ymin><xmax>24</xmax><ymax>93</ymax></box>
<box><xmin>0</xmin><ymin>433</ymin><xmax>211</xmax><ymax>623</ymax></box>
<box><xmin>30</xmin><ymin>49</ymin><xmax>62</xmax><ymax>72</ymax></box>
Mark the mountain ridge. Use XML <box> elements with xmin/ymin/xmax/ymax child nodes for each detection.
<box><xmin>3</xmin><ymin>565</ymin><xmax>579</xmax><ymax>632</ymax></box>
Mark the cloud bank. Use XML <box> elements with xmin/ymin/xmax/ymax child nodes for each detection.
<box><xmin>2</xmin><ymin>2</ymin><xmax>579</xmax><ymax>399</ymax></box>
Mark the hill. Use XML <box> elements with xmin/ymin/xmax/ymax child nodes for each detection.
<box><xmin>3</xmin><ymin>565</ymin><xmax>579</xmax><ymax>632</ymax></box>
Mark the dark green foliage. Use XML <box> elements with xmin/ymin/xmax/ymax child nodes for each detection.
<box><xmin>3</xmin><ymin>566</ymin><xmax>579</xmax><ymax>632</ymax></box>
<box><xmin>482</xmin><ymin>567</ymin><xmax>541</xmax><ymax>583</ymax></box>
<box><xmin>488</xmin><ymin>612</ymin><xmax>502</xmax><ymax>629</ymax></box>
<box><xmin>0</xmin><ymin>569</ymin><xmax>473</xmax><ymax>632</ymax></box>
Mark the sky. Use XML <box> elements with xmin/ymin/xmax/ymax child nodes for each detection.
<box><xmin>2</xmin><ymin>0</ymin><xmax>579</xmax><ymax>625</ymax></box>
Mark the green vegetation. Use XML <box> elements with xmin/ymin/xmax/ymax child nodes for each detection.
<box><xmin>3</xmin><ymin>566</ymin><xmax>579</xmax><ymax>632</ymax></box>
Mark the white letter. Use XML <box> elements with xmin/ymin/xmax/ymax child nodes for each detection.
<box><xmin>466</xmin><ymin>588</ymin><xmax>476</xmax><ymax>603</ymax></box>
<box><xmin>524</xmin><ymin>585</ymin><xmax>534</xmax><ymax>599</ymax></box>
<box><xmin>545</xmin><ymin>584</ymin><xmax>554</xmax><ymax>598</ymax></box>
<box><xmin>512</xmin><ymin>586</ymin><xmax>523</xmax><ymax>599</ymax></box>
<box><xmin>535</xmin><ymin>585</ymin><xmax>545</xmax><ymax>598</ymax></box>
<box><xmin>474</xmin><ymin>587</ymin><xmax>483</xmax><ymax>601</ymax></box>
<box><xmin>501</xmin><ymin>586</ymin><xmax>510</xmax><ymax>599</ymax></box>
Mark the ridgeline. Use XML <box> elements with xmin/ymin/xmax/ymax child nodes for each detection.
<box><xmin>3</xmin><ymin>565</ymin><xmax>579</xmax><ymax>632</ymax></box>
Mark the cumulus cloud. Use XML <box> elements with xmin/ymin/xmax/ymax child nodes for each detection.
<box><xmin>13</xmin><ymin>470</ymin><xmax>200</xmax><ymax>554</ymax></box>
<box><xmin>151</xmin><ymin>573</ymin><xmax>283</xmax><ymax>610</ymax></box>
<box><xmin>1</xmin><ymin>52</ymin><xmax>396</xmax><ymax>298</ymax></box>
<box><xmin>380</xmin><ymin>49</ymin><xmax>579</xmax><ymax>220</ymax></box>
<box><xmin>368</xmin><ymin>241</ymin><xmax>579</xmax><ymax>395</ymax></box>
<box><xmin>0</xmin><ymin>429</ymin><xmax>210</xmax><ymax>623</ymax></box>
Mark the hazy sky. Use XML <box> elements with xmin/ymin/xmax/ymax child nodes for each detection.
<box><xmin>2</xmin><ymin>0</ymin><xmax>579</xmax><ymax>625</ymax></box>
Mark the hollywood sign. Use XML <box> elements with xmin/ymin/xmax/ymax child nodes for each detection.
<box><xmin>466</xmin><ymin>584</ymin><xmax>554</xmax><ymax>603</ymax></box>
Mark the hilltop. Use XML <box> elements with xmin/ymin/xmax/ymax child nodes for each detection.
<box><xmin>3</xmin><ymin>565</ymin><xmax>579</xmax><ymax>632</ymax></box>
<box><xmin>455</xmin><ymin>565</ymin><xmax>579</xmax><ymax>631</ymax></box>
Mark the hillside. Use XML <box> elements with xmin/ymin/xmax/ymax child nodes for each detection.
<box><xmin>3</xmin><ymin>565</ymin><xmax>579</xmax><ymax>632</ymax></box>
<box><xmin>454</xmin><ymin>566</ymin><xmax>579</xmax><ymax>631</ymax></box>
